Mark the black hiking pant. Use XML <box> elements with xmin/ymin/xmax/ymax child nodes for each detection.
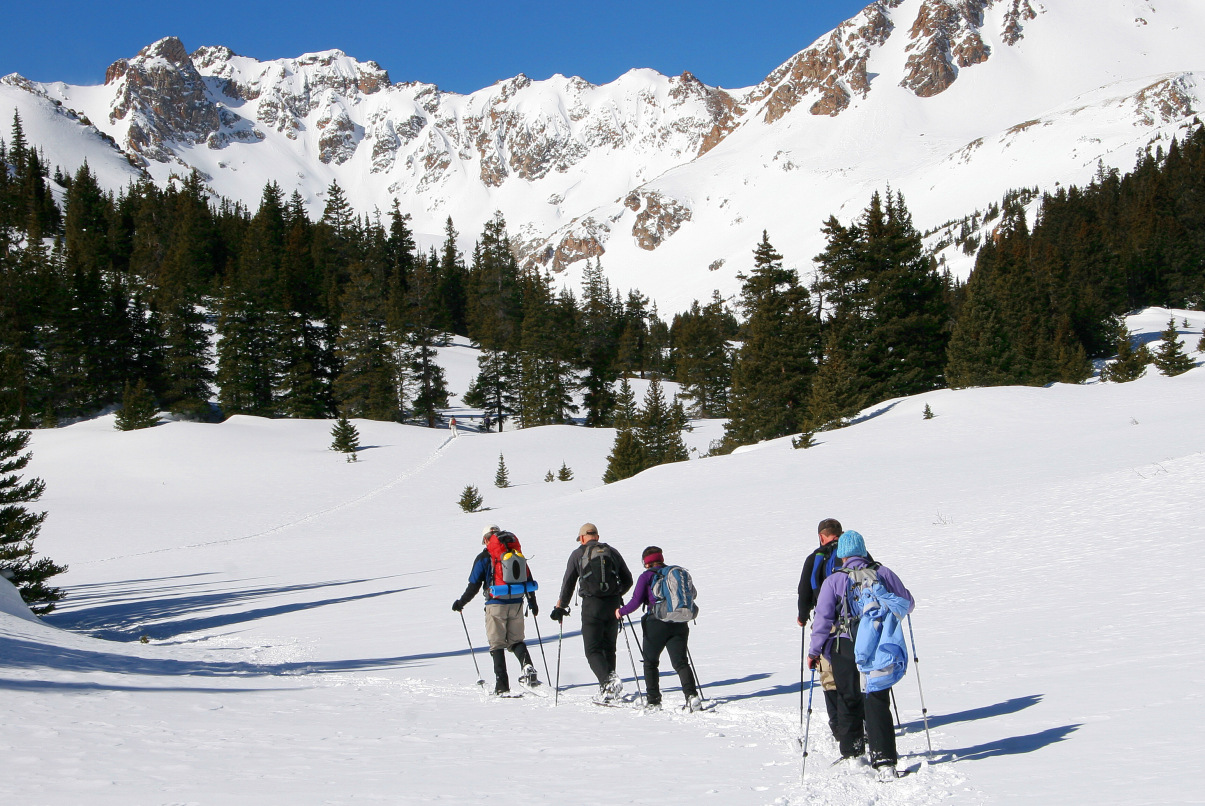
<box><xmin>640</xmin><ymin>615</ymin><xmax>697</xmax><ymax>705</ymax></box>
<box><xmin>830</xmin><ymin>637</ymin><xmax>897</xmax><ymax>764</ymax></box>
<box><xmin>581</xmin><ymin>595</ymin><xmax>622</xmax><ymax>685</ymax></box>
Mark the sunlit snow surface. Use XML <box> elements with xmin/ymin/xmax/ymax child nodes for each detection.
<box><xmin>2</xmin><ymin>309</ymin><xmax>1203</xmax><ymax>804</ymax></box>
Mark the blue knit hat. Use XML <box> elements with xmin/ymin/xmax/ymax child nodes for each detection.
<box><xmin>836</xmin><ymin>530</ymin><xmax>867</xmax><ymax>559</ymax></box>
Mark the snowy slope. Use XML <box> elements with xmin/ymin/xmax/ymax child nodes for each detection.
<box><xmin>3</xmin><ymin>1</ymin><xmax>1204</xmax><ymax>311</ymax></box>
<box><xmin>1</xmin><ymin>309</ymin><xmax>1202</xmax><ymax>803</ymax></box>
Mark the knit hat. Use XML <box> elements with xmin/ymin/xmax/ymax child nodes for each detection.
<box><xmin>836</xmin><ymin>530</ymin><xmax>867</xmax><ymax>559</ymax></box>
<box><xmin>482</xmin><ymin>524</ymin><xmax>500</xmax><ymax>539</ymax></box>
<box><xmin>578</xmin><ymin>522</ymin><xmax>599</xmax><ymax>540</ymax></box>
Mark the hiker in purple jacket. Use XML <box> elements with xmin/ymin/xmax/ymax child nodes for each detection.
<box><xmin>807</xmin><ymin>530</ymin><xmax>914</xmax><ymax>773</ymax></box>
<box><xmin>616</xmin><ymin>546</ymin><xmax>701</xmax><ymax>711</ymax></box>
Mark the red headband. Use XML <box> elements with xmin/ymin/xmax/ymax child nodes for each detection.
<box><xmin>643</xmin><ymin>552</ymin><xmax>664</xmax><ymax>565</ymax></box>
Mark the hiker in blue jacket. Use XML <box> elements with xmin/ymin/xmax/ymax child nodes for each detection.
<box><xmin>807</xmin><ymin>530</ymin><xmax>914</xmax><ymax>773</ymax></box>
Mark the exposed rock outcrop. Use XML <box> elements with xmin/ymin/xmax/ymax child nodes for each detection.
<box><xmin>106</xmin><ymin>37</ymin><xmax>221</xmax><ymax>163</ymax></box>
<box><xmin>748</xmin><ymin>1</ymin><xmax>900</xmax><ymax>121</ymax></box>
<box><xmin>626</xmin><ymin>190</ymin><xmax>693</xmax><ymax>251</ymax></box>
<box><xmin>900</xmin><ymin>0</ymin><xmax>992</xmax><ymax>98</ymax></box>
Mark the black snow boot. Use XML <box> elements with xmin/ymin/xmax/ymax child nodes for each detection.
<box><xmin>510</xmin><ymin>642</ymin><xmax>539</xmax><ymax>686</ymax></box>
<box><xmin>491</xmin><ymin>649</ymin><xmax>510</xmax><ymax>695</ymax></box>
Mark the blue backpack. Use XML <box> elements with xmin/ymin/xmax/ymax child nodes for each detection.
<box><xmin>837</xmin><ymin>563</ymin><xmax>911</xmax><ymax>692</ymax></box>
<box><xmin>651</xmin><ymin>566</ymin><xmax>698</xmax><ymax>622</ymax></box>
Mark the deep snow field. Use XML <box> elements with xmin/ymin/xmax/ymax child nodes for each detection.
<box><xmin>2</xmin><ymin>309</ymin><xmax>1204</xmax><ymax>805</ymax></box>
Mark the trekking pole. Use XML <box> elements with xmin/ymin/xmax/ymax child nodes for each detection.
<box><xmin>906</xmin><ymin>614</ymin><xmax>934</xmax><ymax>757</ymax></box>
<box><xmin>531</xmin><ymin>607</ymin><xmax>552</xmax><ymax>687</ymax></box>
<box><xmin>890</xmin><ymin>688</ymin><xmax>903</xmax><ymax>734</ymax></box>
<box><xmin>686</xmin><ymin>646</ymin><xmax>707</xmax><ymax>701</ymax></box>
<box><xmin>620</xmin><ymin>616</ymin><xmax>645</xmax><ymax>704</ymax></box>
<box><xmin>801</xmin><ymin>667</ymin><xmax>816</xmax><ymax>785</ymax></box>
<box><xmin>625</xmin><ymin>614</ymin><xmax>644</xmax><ymax>655</ymax></box>
<box><xmin>458</xmin><ymin>611</ymin><xmax>484</xmax><ymax>687</ymax></box>
<box><xmin>554</xmin><ymin>612</ymin><xmax>566</xmax><ymax>707</ymax></box>
<box><xmin>799</xmin><ymin>630</ymin><xmax>807</xmax><ymax>730</ymax></box>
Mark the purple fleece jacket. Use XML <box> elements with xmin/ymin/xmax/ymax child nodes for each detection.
<box><xmin>808</xmin><ymin>556</ymin><xmax>914</xmax><ymax>659</ymax></box>
<box><xmin>618</xmin><ymin>568</ymin><xmax>657</xmax><ymax>617</ymax></box>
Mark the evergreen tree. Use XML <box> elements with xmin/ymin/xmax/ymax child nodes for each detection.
<box><xmin>923</xmin><ymin>404</ymin><xmax>934</xmax><ymax>420</ymax></box>
<box><xmin>1153</xmin><ymin>317</ymin><xmax>1194</xmax><ymax>377</ymax></box>
<box><xmin>467</xmin><ymin>212</ymin><xmax>522</xmax><ymax>351</ymax></box>
<box><xmin>330</xmin><ymin>415</ymin><xmax>360</xmax><ymax>460</ymax></box>
<box><xmin>494</xmin><ymin>453</ymin><xmax>510</xmax><ymax>488</ymax></box>
<box><xmin>516</xmin><ymin>271</ymin><xmax>578</xmax><ymax>427</ymax></box>
<box><xmin>578</xmin><ymin>260</ymin><xmax>622</xmax><ymax>426</ymax></box>
<box><xmin>602</xmin><ymin>428</ymin><xmax>646</xmax><ymax>484</ymax></box>
<box><xmin>671</xmin><ymin>294</ymin><xmax>736</xmax><ymax>417</ymax></box>
<box><xmin>114</xmin><ymin>380</ymin><xmax>159</xmax><ymax>430</ymax></box>
<box><xmin>333</xmin><ymin>260</ymin><xmax>401</xmax><ymax>421</ymax></box>
<box><xmin>161</xmin><ymin>299</ymin><xmax>214</xmax><ymax>418</ymax></box>
<box><xmin>637</xmin><ymin>376</ymin><xmax>689</xmax><ymax>466</ymax></box>
<box><xmin>724</xmin><ymin>232</ymin><xmax>819</xmax><ymax>447</ymax></box>
<box><xmin>612</xmin><ymin>377</ymin><xmax>638</xmax><ymax>430</ymax></box>
<box><xmin>458</xmin><ymin>484</ymin><xmax>484</xmax><ymax>512</ymax></box>
<box><xmin>557</xmin><ymin>461</ymin><xmax>573</xmax><ymax>481</ymax></box>
<box><xmin>1100</xmin><ymin>322</ymin><xmax>1152</xmax><ymax>383</ymax></box>
<box><xmin>792</xmin><ymin>431</ymin><xmax>816</xmax><ymax>449</ymax></box>
<box><xmin>0</xmin><ymin>416</ymin><xmax>65</xmax><ymax>615</ymax></box>
<box><xmin>463</xmin><ymin>349</ymin><xmax>519</xmax><ymax>431</ymax></box>
<box><xmin>544</xmin><ymin>470</ymin><xmax>555</xmax><ymax>483</ymax></box>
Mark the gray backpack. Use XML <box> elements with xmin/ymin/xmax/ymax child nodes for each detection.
<box><xmin>651</xmin><ymin>565</ymin><xmax>698</xmax><ymax>622</ymax></box>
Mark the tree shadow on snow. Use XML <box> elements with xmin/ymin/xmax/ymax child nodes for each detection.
<box><xmin>934</xmin><ymin>724</ymin><xmax>1081</xmax><ymax>764</ymax></box>
<box><xmin>46</xmin><ymin>576</ymin><xmax>419</xmax><ymax>641</ymax></box>
<box><xmin>901</xmin><ymin>694</ymin><xmax>1043</xmax><ymax>731</ymax></box>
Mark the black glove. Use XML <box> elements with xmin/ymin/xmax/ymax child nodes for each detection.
<box><xmin>807</xmin><ymin>654</ymin><xmax>821</xmax><ymax>670</ymax></box>
<box><xmin>528</xmin><ymin>596</ymin><xmax>539</xmax><ymax>617</ymax></box>
<box><xmin>452</xmin><ymin>599</ymin><xmax>464</xmax><ymax>613</ymax></box>
<box><xmin>550</xmin><ymin>606</ymin><xmax>568</xmax><ymax>622</ymax></box>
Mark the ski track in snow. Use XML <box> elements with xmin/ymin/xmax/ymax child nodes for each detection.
<box><xmin>80</xmin><ymin>434</ymin><xmax>457</xmax><ymax>565</ymax></box>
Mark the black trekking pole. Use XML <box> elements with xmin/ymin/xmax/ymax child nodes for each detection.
<box><xmin>624</xmin><ymin>614</ymin><xmax>644</xmax><ymax>655</ymax></box>
<box><xmin>554</xmin><ymin>609</ymin><xmax>567</xmax><ymax>706</ymax></box>
<box><xmin>801</xmin><ymin>666</ymin><xmax>816</xmax><ymax>785</ymax></box>
<box><xmin>458</xmin><ymin>611</ymin><xmax>484</xmax><ymax>687</ymax></box>
<box><xmin>530</xmin><ymin>606</ymin><xmax>552</xmax><ymax>687</ymax></box>
<box><xmin>686</xmin><ymin>646</ymin><xmax>707</xmax><ymax>701</ymax></box>
<box><xmin>906</xmin><ymin>614</ymin><xmax>934</xmax><ymax>757</ymax></box>
<box><xmin>620</xmin><ymin>616</ymin><xmax>645</xmax><ymax>704</ymax></box>
<box><xmin>890</xmin><ymin>688</ymin><xmax>903</xmax><ymax>734</ymax></box>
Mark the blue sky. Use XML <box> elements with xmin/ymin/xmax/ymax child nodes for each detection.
<box><xmin>3</xmin><ymin>0</ymin><xmax>871</xmax><ymax>93</ymax></box>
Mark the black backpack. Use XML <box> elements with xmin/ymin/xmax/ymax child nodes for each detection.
<box><xmin>577</xmin><ymin>542</ymin><xmax>623</xmax><ymax>597</ymax></box>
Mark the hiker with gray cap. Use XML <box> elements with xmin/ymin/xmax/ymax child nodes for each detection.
<box><xmin>551</xmin><ymin>523</ymin><xmax>633</xmax><ymax>703</ymax></box>
<box><xmin>452</xmin><ymin>524</ymin><xmax>540</xmax><ymax>695</ymax></box>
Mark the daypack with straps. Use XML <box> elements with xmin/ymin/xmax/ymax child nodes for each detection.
<box><xmin>837</xmin><ymin>562</ymin><xmax>911</xmax><ymax>692</ymax></box>
<box><xmin>810</xmin><ymin>547</ymin><xmax>840</xmax><ymax>594</ymax></box>
<box><xmin>577</xmin><ymin>542</ymin><xmax>623</xmax><ymax>597</ymax></box>
<box><xmin>485</xmin><ymin>531</ymin><xmax>538</xmax><ymax>599</ymax></box>
<box><xmin>650</xmin><ymin>565</ymin><xmax>699</xmax><ymax>622</ymax></box>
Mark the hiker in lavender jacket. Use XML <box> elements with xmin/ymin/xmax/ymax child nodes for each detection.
<box><xmin>616</xmin><ymin>546</ymin><xmax>700</xmax><ymax>711</ymax></box>
<box><xmin>808</xmin><ymin>531</ymin><xmax>914</xmax><ymax>771</ymax></box>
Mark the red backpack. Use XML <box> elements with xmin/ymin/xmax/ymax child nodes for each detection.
<box><xmin>485</xmin><ymin>531</ymin><xmax>538</xmax><ymax>598</ymax></box>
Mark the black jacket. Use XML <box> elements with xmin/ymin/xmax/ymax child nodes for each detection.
<box><xmin>557</xmin><ymin>541</ymin><xmax>633</xmax><ymax>604</ymax></box>
<box><xmin>798</xmin><ymin>543</ymin><xmax>873</xmax><ymax>622</ymax></box>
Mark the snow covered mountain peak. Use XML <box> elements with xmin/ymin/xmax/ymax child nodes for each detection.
<box><xmin>2</xmin><ymin>0</ymin><xmax>1202</xmax><ymax>311</ymax></box>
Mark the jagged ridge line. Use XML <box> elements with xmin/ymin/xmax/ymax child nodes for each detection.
<box><xmin>81</xmin><ymin>434</ymin><xmax>457</xmax><ymax>565</ymax></box>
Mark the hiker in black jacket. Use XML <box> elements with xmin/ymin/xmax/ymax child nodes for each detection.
<box><xmin>797</xmin><ymin>517</ymin><xmax>845</xmax><ymax>738</ymax></box>
<box><xmin>550</xmin><ymin>522</ymin><xmax>633</xmax><ymax>703</ymax></box>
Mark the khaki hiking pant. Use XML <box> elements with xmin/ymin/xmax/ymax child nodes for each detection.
<box><xmin>484</xmin><ymin>602</ymin><xmax>525</xmax><ymax>651</ymax></box>
<box><xmin>819</xmin><ymin>655</ymin><xmax>837</xmax><ymax>691</ymax></box>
